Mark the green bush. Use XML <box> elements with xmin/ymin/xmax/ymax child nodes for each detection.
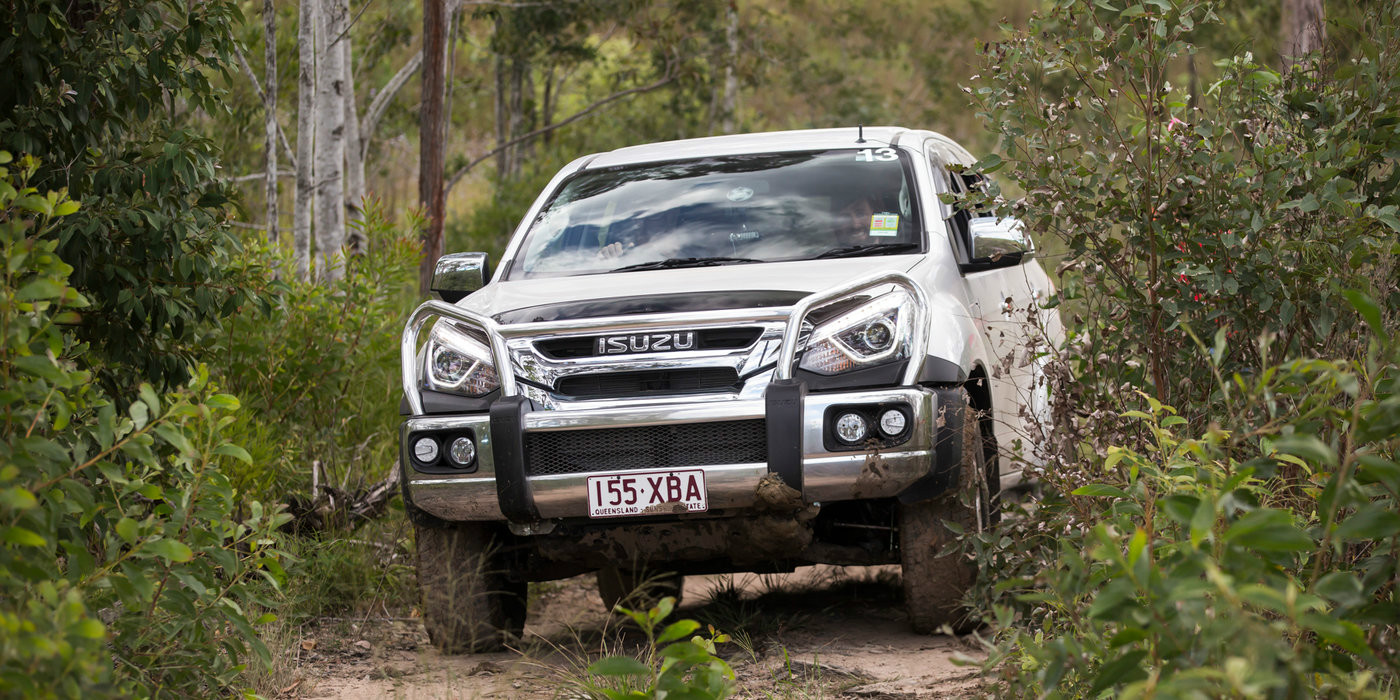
<box><xmin>194</xmin><ymin>199</ymin><xmax>422</xmax><ymax>622</ymax></box>
<box><xmin>969</xmin><ymin>0</ymin><xmax>1399</xmax><ymax>437</ymax></box>
<box><xmin>278</xmin><ymin>522</ymin><xmax>416</xmax><ymax>619</ymax></box>
<box><xmin>962</xmin><ymin>0</ymin><xmax>1400</xmax><ymax>695</ymax></box>
<box><xmin>0</xmin><ymin>153</ymin><xmax>290</xmax><ymax>696</ymax></box>
<box><xmin>212</xmin><ymin>198</ymin><xmax>419</xmax><ymax>508</ymax></box>
<box><xmin>972</xmin><ymin>331</ymin><xmax>1400</xmax><ymax>696</ymax></box>
<box><xmin>0</xmin><ymin>0</ymin><xmax>267</xmax><ymax>392</ymax></box>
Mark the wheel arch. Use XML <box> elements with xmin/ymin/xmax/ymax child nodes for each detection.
<box><xmin>964</xmin><ymin>363</ymin><xmax>997</xmax><ymax>461</ymax></box>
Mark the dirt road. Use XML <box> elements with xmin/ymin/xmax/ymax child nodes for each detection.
<box><xmin>287</xmin><ymin>566</ymin><xmax>986</xmax><ymax>699</ymax></box>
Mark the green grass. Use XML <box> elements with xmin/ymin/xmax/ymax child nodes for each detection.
<box><xmin>282</xmin><ymin>513</ymin><xmax>419</xmax><ymax>620</ymax></box>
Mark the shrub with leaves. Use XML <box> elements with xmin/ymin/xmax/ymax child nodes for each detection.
<box><xmin>211</xmin><ymin>198</ymin><xmax>419</xmax><ymax>511</ymax></box>
<box><xmin>968</xmin><ymin>0</ymin><xmax>1400</xmax><ymax>444</ymax></box>
<box><xmin>0</xmin><ymin>0</ymin><xmax>267</xmax><ymax>391</ymax></box>
<box><xmin>192</xmin><ymin>200</ymin><xmax>423</xmax><ymax>620</ymax></box>
<box><xmin>0</xmin><ymin>152</ymin><xmax>290</xmax><ymax>696</ymax></box>
<box><xmin>961</xmin><ymin>0</ymin><xmax>1400</xmax><ymax>695</ymax></box>
<box><xmin>580</xmin><ymin>597</ymin><xmax>736</xmax><ymax>700</ymax></box>
<box><xmin>973</xmin><ymin>322</ymin><xmax>1400</xmax><ymax>696</ymax></box>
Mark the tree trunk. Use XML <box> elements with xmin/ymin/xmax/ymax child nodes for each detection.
<box><xmin>493</xmin><ymin>49</ymin><xmax>510</xmax><ymax>180</ymax></box>
<box><xmin>444</xmin><ymin>3</ymin><xmax>460</xmax><ymax>153</ymax></box>
<box><xmin>1281</xmin><ymin>0</ymin><xmax>1326</xmax><ymax>66</ymax></box>
<box><xmin>706</xmin><ymin>70</ymin><xmax>719</xmax><ymax>136</ymax></box>
<box><xmin>1186</xmin><ymin>53</ymin><xmax>1200</xmax><ymax>111</ymax></box>
<box><xmin>314</xmin><ymin>0</ymin><xmax>347</xmax><ymax>282</ymax></box>
<box><xmin>294</xmin><ymin>0</ymin><xmax>317</xmax><ymax>281</ymax></box>
<box><xmin>541</xmin><ymin>66</ymin><xmax>556</xmax><ymax>145</ymax></box>
<box><xmin>521</xmin><ymin>63</ymin><xmax>536</xmax><ymax>164</ymax></box>
<box><xmin>720</xmin><ymin>0</ymin><xmax>739</xmax><ymax>134</ymax></box>
<box><xmin>340</xmin><ymin>0</ymin><xmax>365</xmax><ymax>255</ymax></box>
<box><xmin>263</xmin><ymin>0</ymin><xmax>279</xmax><ymax>247</ymax></box>
<box><xmin>507</xmin><ymin>58</ymin><xmax>526</xmax><ymax>179</ymax></box>
<box><xmin>419</xmin><ymin>0</ymin><xmax>448</xmax><ymax>296</ymax></box>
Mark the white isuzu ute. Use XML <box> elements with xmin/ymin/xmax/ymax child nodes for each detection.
<box><xmin>399</xmin><ymin>127</ymin><xmax>1060</xmax><ymax>652</ymax></box>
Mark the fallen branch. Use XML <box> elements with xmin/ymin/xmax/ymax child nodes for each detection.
<box><xmin>284</xmin><ymin>467</ymin><xmax>400</xmax><ymax>535</ymax></box>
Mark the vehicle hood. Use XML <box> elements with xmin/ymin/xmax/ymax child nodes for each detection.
<box><xmin>460</xmin><ymin>256</ymin><xmax>923</xmax><ymax>324</ymax></box>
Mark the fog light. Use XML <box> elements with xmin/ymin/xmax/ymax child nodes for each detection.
<box><xmin>879</xmin><ymin>409</ymin><xmax>907</xmax><ymax>436</ymax></box>
<box><xmin>834</xmin><ymin>412</ymin><xmax>868</xmax><ymax>444</ymax></box>
<box><xmin>448</xmin><ymin>437</ymin><xmax>476</xmax><ymax>467</ymax></box>
<box><xmin>413</xmin><ymin>436</ymin><xmax>439</xmax><ymax>464</ymax></box>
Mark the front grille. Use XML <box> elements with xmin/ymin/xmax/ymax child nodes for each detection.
<box><xmin>555</xmin><ymin>368</ymin><xmax>740</xmax><ymax>399</ymax></box>
<box><xmin>524</xmin><ymin>419</ymin><xmax>767</xmax><ymax>476</ymax></box>
<box><xmin>536</xmin><ymin>328</ymin><xmax>763</xmax><ymax>359</ymax></box>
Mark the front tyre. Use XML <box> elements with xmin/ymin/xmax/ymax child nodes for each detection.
<box><xmin>415</xmin><ymin>522</ymin><xmax>526</xmax><ymax>653</ymax></box>
<box><xmin>899</xmin><ymin>388</ymin><xmax>995</xmax><ymax>634</ymax></box>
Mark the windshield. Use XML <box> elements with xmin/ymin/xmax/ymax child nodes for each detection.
<box><xmin>507</xmin><ymin>148</ymin><xmax>922</xmax><ymax>279</ymax></box>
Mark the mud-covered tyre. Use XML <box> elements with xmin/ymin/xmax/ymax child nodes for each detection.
<box><xmin>415</xmin><ymin>522</ymin><xmax>526</xmax><ymax>653</ymax></box>
<box><xmin>899</xmin><ymin>388</ymin><xmax>996</xmax><ymax>634</ymax></box>
<box><xmin>596</xmin><ymin>566</ymin><xmax>684</xmax><ymax>612</ymax></box>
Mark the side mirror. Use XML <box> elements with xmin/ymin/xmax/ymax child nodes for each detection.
<box><xmin>431</xmin><ymin>252</ymin><xmax>492</xmax><ymax>303</ymax></box>
<box><xmin>968</xmin><ymin>216</ymin><xmax>1032</xmax><ymax>265</ymax></box>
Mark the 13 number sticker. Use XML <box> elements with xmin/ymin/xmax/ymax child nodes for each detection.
<box><xmin>855</xmin><ymin>147</ymin><xmax>898</xmax><ymax>162</ymax></box>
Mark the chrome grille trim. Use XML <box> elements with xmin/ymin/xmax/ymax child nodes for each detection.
<box><xmin>505</xmin><ymin>320</ymin><xmax>784</xmax><ymax>409</ymax></box>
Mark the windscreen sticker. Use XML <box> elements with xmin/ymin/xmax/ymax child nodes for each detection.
<box><xmin>870</xmin><ymin>213</ymin><xmax>900</xmax><ymax>237</ymax></box>
<box><xmin>727</xmin><ymin>186</ymin><xmax>754</xmax><ymax>202</ymax></box>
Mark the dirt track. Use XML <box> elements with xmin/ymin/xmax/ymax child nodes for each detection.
<box><xmin>286</xmin><ymin>565</ymin><xmax>986</xmax><ymax>699</ymax></box>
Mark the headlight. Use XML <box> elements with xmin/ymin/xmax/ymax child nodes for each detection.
<box><xmin>798</xmin><ymin>289</ymin><xmax>916</xmax><ymax>375</ymax></box>
<box><xmin>423</xmin><ymin>321</ymin><xmax>500</xmax><ymax>396</ymax></box>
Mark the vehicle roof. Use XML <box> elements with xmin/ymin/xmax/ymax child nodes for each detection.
<box><xmin>581</xmin><ymin>126</ymin><xmax>975</xmax><ymax>169</ymax></box>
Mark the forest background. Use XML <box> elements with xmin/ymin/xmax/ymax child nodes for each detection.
<box><xmin>1</xmin><ymin>0</ymin><xmax>1398</xmax><ymax>696</ymax></box>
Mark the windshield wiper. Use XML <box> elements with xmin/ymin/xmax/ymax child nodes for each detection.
<box><xmin>610</xmin><ymin>256</ymin><xmax>762</xmax><ymax>272</ymax></box>
<box><xmin>811</xmin><ymin>242</ymin><xmax>920</xmax><ymax>259</ymax></box>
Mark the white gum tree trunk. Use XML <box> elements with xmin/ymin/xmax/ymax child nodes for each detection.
<box><xmin>263</xmin><ymin>0</ymin><xmax>279</xmax><ymax>247</ymax></box>
<box><xmin>339</xmin><ymin>0</ymin><xmax>365</xmax><ymax>254</ymax></box>
<box><xmin>1281</xmin><ymin>0</ymin><xmax>1326</xmax><ymax>66</ymax></box>
<box><xmin>293</xmin><ymin>0</ymin><xmax>317</xmax><ymax>281</ymax></box>
<box><xmin>721</xmin><ymin>0</ymin><xmax>738</xmax><ymax>134</ymax></box>
<box><xmin>313</xmin><ymin>0</ymin><xmax>347</xmax><ymax>282</ymax></box>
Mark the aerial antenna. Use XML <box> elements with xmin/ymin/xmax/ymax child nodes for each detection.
<box><xmin>856</xmin><ymin>124</ymin><xmax>866</xmax><ymax>144</ymax></box>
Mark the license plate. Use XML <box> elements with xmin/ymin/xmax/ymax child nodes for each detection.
<box><xmin>587</xmin><ymin>469</ymin><xmax>708</xmax><ymax>518</ymax></box>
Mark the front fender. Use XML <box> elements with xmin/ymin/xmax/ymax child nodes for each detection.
<box><xmin>917</xmin><ymin>290</ymin><xmax>984</xmax><ymax>383</ymax></box>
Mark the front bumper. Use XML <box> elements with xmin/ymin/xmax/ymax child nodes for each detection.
<box><xmin>402</xmin><ymin>386</ymin><xmax>944</xmax><ymax>523</ymax></box>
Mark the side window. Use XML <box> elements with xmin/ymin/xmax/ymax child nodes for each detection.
<box><xmin>942</xmin><ymin>166</ymin><xmax>984</xmax><ymax>258</ymax></box>
<box><xmin>927</xmin><ymin>148</ymin><xmax>1018</xmax><ymax>265</ymax></box>
<box><xmin>957</xmin><ymin>172</ymin><xmax>994</xmax><ymax>216</ymax></box>
<box><xmin>951</xmin><ymin>170</ymin><xmax>1000</xmax><ymax>247</ymax></box>
<box><xmin>924</xmin><ymin>150</ymin><xmax>962</xmax><ymax>241</ymax></box>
